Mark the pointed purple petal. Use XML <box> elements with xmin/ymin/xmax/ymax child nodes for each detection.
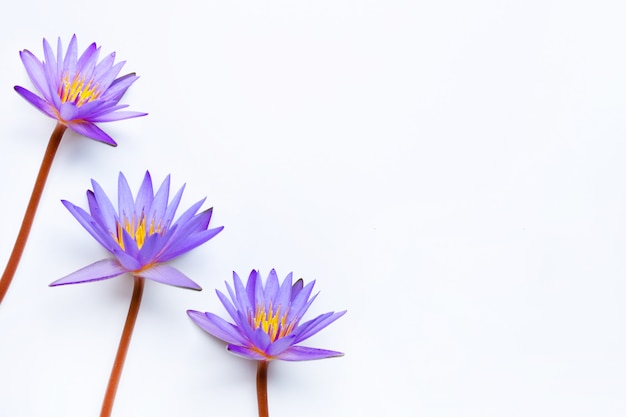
<box><xmin>134</xmin><ymin>171</ymin><xmax>154</xmax><ymax>214</ymax></box>
<box><xmin>157</xmin><ymin>226</ymin><xmax>223</xmax><ymax>262</ymax></box>
<box><xmin>117</xmin><ymin>172</ymin><xmax>135</xmax><ymax>219</ymax></box>
<box><xmin>147</xmin><ymin>174</ymin><xmax>170</xmax><ymax>222</ymax></box>
<box><xmin>111</xmin><ymin>248</ymin><xmax>143</xmax><ymax>271</ymax></box>
<box><xmin>62</xmin><ymin>199</ymin><xmax>115</xmax><ymax>249</ymax></box>
<box><xmin>136</xmin><ymin>233</ymin><xmax>167</xmax><ymax>265</ymax></box>
<box><xmin>136</xmin><ymin>264</ymin><xmax>201</xmax><ymax>290</ymax></box>
<box><xmin>100</xmin><ymin>72</ymin><xmax>138</xmax><ymax>102</ymax></box>
<box><xmin>293</xmin><ymin>310</ymin><xmax>347</xmax><ymax>343</ymax></box>
<box><xmin>67</xmin><ymin>121</ymin><xmax>117</xmax><ymax>146</ymax></box>
<box><xmin>267</xmin><ymin>334</ymin><xmax>297</xmax><ymax>356</ymax></box>
<box><xmin>234</xmin><ymin>271</ymin><xmax>254</xmax><ymax>314</ymax></box>
<box><xmin>89</xmin><ymin>181</ymin><xmax>118</xmax><ymax>232</ymax></box>
<box><xmin>50</xmin><ymin>258</ymin><xmax>127</xmax><ymax>286</ymax></box>
<box><xmin>250</xmin><ymin>328</ymin><xmax>272</xmax><ymax>352</ymax></box>
<box><xmin>291</xmin><ymin>278</ymin><xmax>304</xmax><ymax>301</ymax></box>
<box><xmin>19</xmin><ymin>49</ymin><xmax>49</xmax><ymax>100</ymax></box>
<box><xmin>63</xmin><ymin>34</ymin><xmax>78</xmax><ymax>74</ymax></box>
<box><xmin>14</xmin><ymin>86</ymin><xmax>58</xmax><ymax>119</ymax></box>
<box><xmin>275</xmin><ymin>272</ymin><xmax>292</xmax><ymax>308</ymax></box>
<box><xmin>77</xmin><ymin>101</ymin><xmax>127</xmax><ymax>118</ymax></box>
<box><xmin>52</xmin><ymin>37</ymin><xmax>64</xmax><ymax>80</ymax></box>
<box><xmin>275</xmin><ymin>346</ymin><xmax>344</xmax><ymax>361</ymax></box>
<box><xmin>160</xmin><ymin>184</ymin><xmax>184</xmax><ymax>229</ymax></box>
<box><xmin>92</xmin><ymin>52</ymin><xmax>116</xmax><ymax>81</ymax></box>
<box><xmin>109</xmin><ymin>72</ymin><xmax>136</xmax><ymax>88</ymax></box>
<box><xmin>236</xmin><ymin>310</ymin><xmax>262</xmax><ymax>345</ymax></box>
<box><xmin>43</xmin><ymin>38</ymin><xmax>61</xmax><ymax>98</ymax></box>
<box><xmin>168</xmin><ymin>198</ymin><xmax>206</xmax><ymax>231</ymax></box>
<box><xmin>165</xmin><ymin>209</ymin><xmax>213</xmax><ymax>242</ymax></box>
<box><xmin>287</xmin><ymin>280</ymin><xmax>317</xmax><ymax>323</ymax></box>
<box><xmin>216</xmin><ymin>289</ymin><xmax>243</xmax><ymax>326</ymax></box>
<box><xmin>226</xmin><ymin>345</ymin><xmax>268</xmax><ymax>361</ymax></box>
<box><xmin>89</xmin><ymin>110</ymin><xmax>147</xmax><ymax>123</ymax></box>
<box><xmin>76</xmin><ymin>43</ymin><xmax>99</xmax><ymax>77</ymax></box>
<box><xmin>224</xmin><ymin>279</ymin><xmax>238</xmax><ymax>309</ymax></box>
<box><xmin>254</xmin><ymin>270</ymin><xmax>265</xmax><ymax>311</ymax></box>
<box><xmin>187</xmin><ymin>310</ymin><xmax>247</xmax><ymax>345</ymax></box>
<box><xmin>59</xmin><ymin>102</ymin><xmax>80</xmax><ymax>121</ymax></box>
<box><xmin>120</xmin><ymin>228</ymin><xmax>140</xmax><ymax>257</ymax></box>
<box><xmin>289</xmin><ymin>292</ymin><xmax>319</xmax><ymax>327</ymax></box>
<box><xmin>264</xmin><ymin>269</ymin><xmax>280</xmax><ymax>302</ymax></box>
<box><xmin>95</xmin><ymin>61</ymin><xmax>126</xmax><ymax>93</ymax></box>
<box><xmin>245</xmin><ymin>270</ymin><xmax>257</xmax><ymax>310</ymax></box>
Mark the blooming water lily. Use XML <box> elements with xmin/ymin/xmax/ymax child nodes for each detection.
<box><xmin>188</xmin><ymin>269</ymin><xmax>345</xmax><ymax>360</ymax></box>
<box><xmin>15</xmin><ymin>34</ymin><xmax>146</xmax><ymax>145</ymax></box>
<box><xmin>51</xmin><ymin>171</ymin><xmax>223</xmax><ymax>290</ymax></box>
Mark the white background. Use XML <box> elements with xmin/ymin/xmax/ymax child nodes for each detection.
<box><xmin>1</xmin><ymin>0</ymin><xmax>626</xmax><ymax>416</ymax></box>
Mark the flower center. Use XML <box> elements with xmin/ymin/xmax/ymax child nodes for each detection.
<box><xmin>115</xmin><ymin>214</ymin><xmax>163</xmax><ymax>250</ymax></box>
<box><xmin>58</xmin><ymin>72</ymin><xmax>102</xmax><ymax>106</ymax></box>
<box><xmin>252</xmin><ymin>304</ymin><xmax>295</xmax><ymax>342</ymax></box>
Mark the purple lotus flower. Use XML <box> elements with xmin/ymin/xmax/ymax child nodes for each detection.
<box><xmin>50</xmin><ymin>171</ymin><xmax>223</xmax><ymax>290</ymax></box>
<box><xmin>188</xmin><ymin>269</ymin><xmax>346</xmax><ymax>361</ymax></box>
<box><xmin>15</xmin><ymin>34</ymin><xmax>146</xmax><ymax>145</ymax></box>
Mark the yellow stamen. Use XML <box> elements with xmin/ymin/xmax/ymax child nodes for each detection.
<box><xmin>59</xmin><ymin>72</ymin><xmax>102</xmax><ymax>107</ymax></box>
<box><xmin>252</xmin><ymin>304</ymin><xmax>294</xmax><ymax>342</ymax></box>
<box><xmin>114</xmin><ymin>213</ymin><xmax>163</xmax><ymax>250</ymax></box>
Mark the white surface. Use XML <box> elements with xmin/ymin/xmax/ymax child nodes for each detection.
<box><xmin>1</xmin><ymin>1</ymin><xmax>626</xmax><ymax>416</ymax></box>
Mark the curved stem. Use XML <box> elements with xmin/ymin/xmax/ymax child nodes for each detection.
<box><xmin>0</xmin><ymin>122</ymin><xmax>67</xmax><ymax>304</ymax></box>
<box><xmin>100</xmin><ymin>276</ymin><xmax>145</xmax><ymax>417</ymax></box>
<box><xmin>256</xmin><ymin>360</ymin><xmax>270</xmax><ymax>417</ymax></box>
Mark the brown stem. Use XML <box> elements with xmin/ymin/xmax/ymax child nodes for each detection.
<box><xmin>100</xmin><ymin>276</ymin><xmax>145</xmax><ymax>417</ymax></box>
<box><xmin>0</xmin><ymin>122</ymin><xmax>67</xmax><ymax>304</ymax></box>
<box><xmin>256</xmin><ymin>360</ymin><xmax>270</xmax><ymax>417</ymax></box>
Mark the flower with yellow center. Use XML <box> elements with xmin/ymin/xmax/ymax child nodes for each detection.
<box><xmin>188</xmin><ymin>269</ymin><xmax>346</xmax><ymax>361</ymax></box>
<box><xmin>15</xmin><ymin>34</ymin><xmax>146</xmax><ymax>146</ymax></box>
<box><xmin>50</xmin><ymin>171</ymin><xmax>223</xmax><ymax>290</ymax></box>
